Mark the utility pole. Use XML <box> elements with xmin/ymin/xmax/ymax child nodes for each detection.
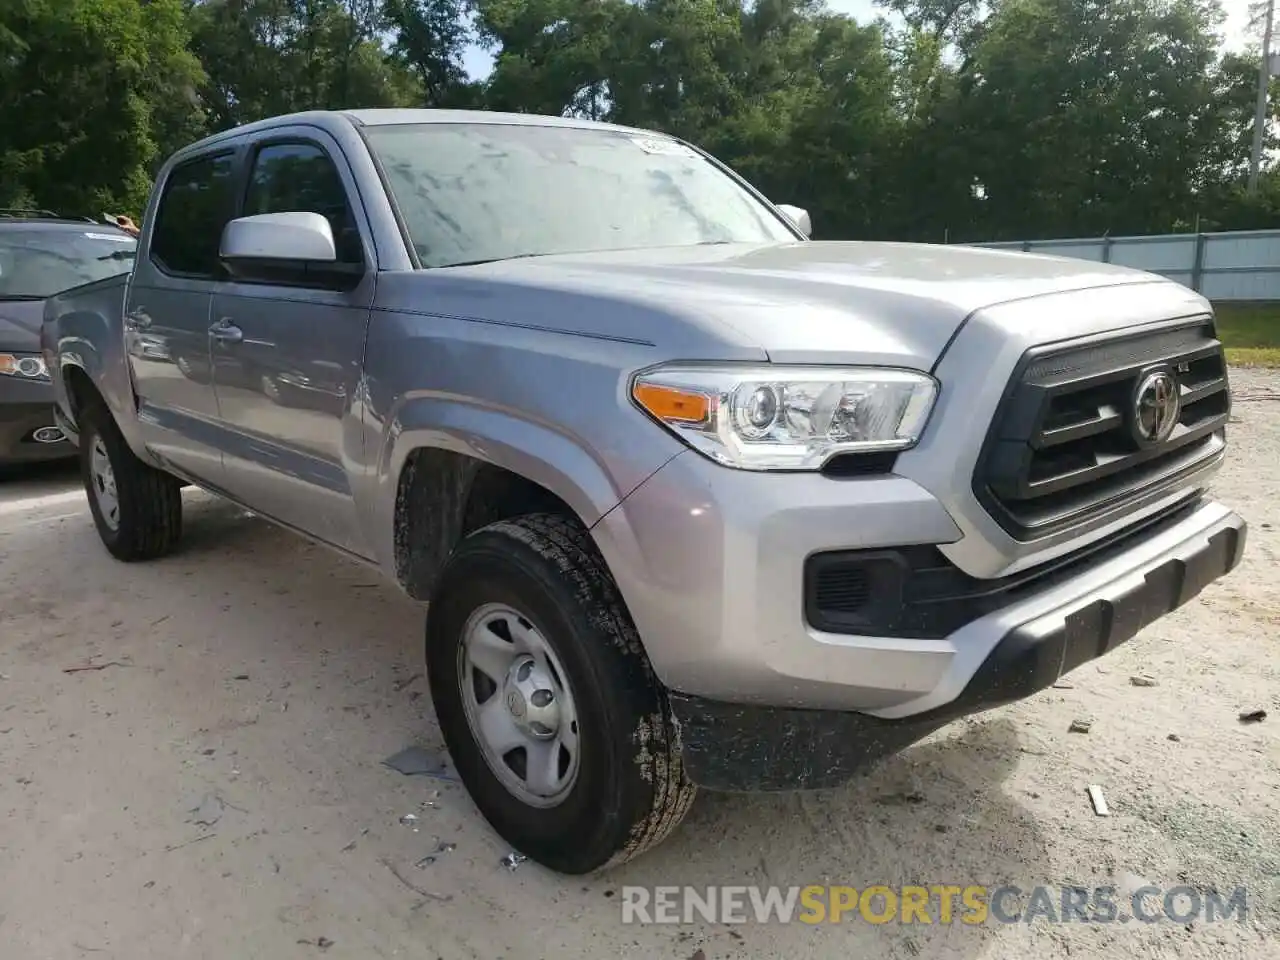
<box><xmin>1249</xmin><ymin>0</ymin><xmax>1276</xmax><ymax>195</ymax></box>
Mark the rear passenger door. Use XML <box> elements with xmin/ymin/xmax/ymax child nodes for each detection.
<box><xmin>208</xmin><ymin>131</ymin><xmax>375</xmax><ymax>557</ymax></box>
<box><xmin>125</xmin><ymin>151</ymin><xmax>236</xmax><ymax>484</ymax></box>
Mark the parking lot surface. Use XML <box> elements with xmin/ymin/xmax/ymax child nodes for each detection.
<box><xmin>1</xmin><ymin>369</ymin><xmax>1278</xmax><ymax>960</ymax></box>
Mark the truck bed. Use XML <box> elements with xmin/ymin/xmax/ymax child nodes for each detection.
<box><xmin>41</xmin><ymin>271</ymin><xmax>135</xmax><ymax>445</ymax></box>
<box><xmin>42</xmin><ymin>271</ymin><xmax>130</xmax><ymax>341</ymax></box>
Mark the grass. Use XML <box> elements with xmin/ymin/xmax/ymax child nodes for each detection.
<box><xmin>1212</xmin><ymin>302</ymin><xmax>1280</xmax><ymax>367</ymax></box>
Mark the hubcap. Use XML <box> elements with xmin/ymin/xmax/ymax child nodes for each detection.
<box><xmin>458</xmin><ymin>603</ymin><xmax>580</xmax><ymax>807</ymax></box>
<box><xmin>89</xmin><ymin>436</ymin><xmax>119</xmax><ymax>531</ymax></box>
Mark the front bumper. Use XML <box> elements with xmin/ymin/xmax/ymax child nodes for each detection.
<box><xmin>593</xmin><ymin>447</ymin><xmax>1245</xmax><ymax>788</ymax></box>
<box><xmin>667</xmin><ymin>505</ymin><xmax>1243</xmax><ymax>790</ymax></box>
<box><xmin>594</xmin><ymin>447</ymin><xmax>1239</xmax><ymax>711</ymax></box>
<box><xmin>0</xmin><ymin>376</ymin><xmax>74</xmax><ymax>464</ymax></box>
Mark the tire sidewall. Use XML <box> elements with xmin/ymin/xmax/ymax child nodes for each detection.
<box><xmin>427</xmin><ymin>530</ymin><xmax>663</xmax><ymax>873</ymax></box>
<box><xmin>79</xmin><ymin>408</ymin><xmax>124</xmax><ymax>550</ymax></box>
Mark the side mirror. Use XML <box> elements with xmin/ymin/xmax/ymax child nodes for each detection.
<box><xmin>221</xmin><ymin>212</ymin><xmax>337</xmax><ymax>262</ymax></box>
<box><xmin>775</xmin><ymin>204</ymin><xmax>812</xmax><ymax>238</ymax></box>
<box><xmin>220</xmin><ymin>212</ymin><xmax>359</xmax><ymax>287</ymax></box>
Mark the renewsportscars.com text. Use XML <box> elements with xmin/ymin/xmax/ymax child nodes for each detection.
<box><xmin>620</xmin><ymin>884</ymin><xmax>1248</xmax><ymax>925</ymax></box>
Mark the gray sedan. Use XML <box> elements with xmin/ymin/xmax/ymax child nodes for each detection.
<box><xmin>0</xmin><ymin>213</ymin><xmax>136</xmax><ymax>467</ymax></box>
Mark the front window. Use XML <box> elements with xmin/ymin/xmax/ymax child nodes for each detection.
<box><xmin>362</xmin><ymin>122</ymin><xmax>797</xmax><ymax>268</ymax></box>
<box><xmin>0</xmin><ymin>229</ymin><xmax>137</xmax><ymax>300</ymax></box>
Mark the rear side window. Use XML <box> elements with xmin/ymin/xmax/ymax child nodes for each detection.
<box><xmin>150</xmin><ymin>153</ymin><xmax>235</xmax><ymax>278</ymax></box>
<box><xmin>244</xmin><ymin>142</ymin><xmax>364</xmax><ymax>265</ymax></box>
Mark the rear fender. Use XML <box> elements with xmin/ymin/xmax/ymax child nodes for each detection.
<box><xmin>43</xmin><ymin>275</ymin><xmax>154</xmax><ymax>462</ymax></box>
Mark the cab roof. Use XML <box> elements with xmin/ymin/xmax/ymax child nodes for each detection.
<box><xmin>179</xmin><ymin>108</ymin><xmax>667</xmax><ymax>157</ymax></box>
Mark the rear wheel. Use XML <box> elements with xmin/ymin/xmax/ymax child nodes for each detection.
<box><xmin>79</xmin><ymin>402</ymin><xmax>183</xmax><ymax>561</ymax></box>
<box><xmin>426</xmin><ymin>513</ymin><xmax>695</xmax><ymax>874</ymax></box>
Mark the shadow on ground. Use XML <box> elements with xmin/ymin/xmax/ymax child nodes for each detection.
<box><xmin>605</xmin><ymin>717</ymin><xmax>1041</xmax><ymax>956</ymax></box>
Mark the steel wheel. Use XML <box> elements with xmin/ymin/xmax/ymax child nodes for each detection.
<box><xmin>89</xmin><ymin>434</ymin><xmax>120</xmax><ymax>531</ymax></box>
<box><xmin>457</xmin><ymin>602</ymin><xmax>580</xmax><ymax>808</ymax></box>
<box><xmin>426</xmin><ymin>514</ymin><xmax>696</xmax><ymax>873</ymax></box>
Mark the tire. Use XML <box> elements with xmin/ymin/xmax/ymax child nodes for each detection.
<box><xmin>426</xmin><ymin>513</ymin><xmax>696</xmax><ymax>874</ymax></box>
<box><xmin>79</xmin><ymin>401</ymin><xmax>183</xmax><ymax>561</ymax></box>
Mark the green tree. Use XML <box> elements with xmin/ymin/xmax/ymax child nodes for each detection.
<box><xmin>383</xmin><ymin>0</ymin><xmax>480</xmax><ymax>105</ymax></box>
<box><xmin>929</xmin><ymin>0</ymin><xmax>1237</xmax><ymax>239</ymax></box>
<box><xmin>0</xmin><ymin>0</ymin><xmax>205</xmax><ymax>215</ymax></box>
<box><xmin>188</xmin><ymin>0</ymin><xmax>421</xmax><ymax>131</ymax></box>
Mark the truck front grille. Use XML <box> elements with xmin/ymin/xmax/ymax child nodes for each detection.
<box><xmin>974</xmin><ymin>318</ymin><xmax>1230</xmax><ymax>540</ymax></box>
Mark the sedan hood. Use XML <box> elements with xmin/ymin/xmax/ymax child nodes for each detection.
<box><xmin>443</xmin><ymin>241</ymin><xmax>1173</xmax><ymax>368</ymax></box>
<box><xmin>0</xmin><ymin>299</ymin><xmax>44</xmax><ymax>351</ymax></box>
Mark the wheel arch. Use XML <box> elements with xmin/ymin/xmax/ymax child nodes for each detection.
<box><xmin>393</xmin><ymin>448</ymin><xmax>586</xmax><ymax>600</ymax></box>
<box><xmin>62</xmin><ymin>362</ymin><xmax>103</xmax><ymax>428</ymax></box>
<box><xmin>379</xmin><ymin>397</ymin><xmax>680</xmax><ymax>602</ymax></box>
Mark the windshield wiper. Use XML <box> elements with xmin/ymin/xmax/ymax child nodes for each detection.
<box><xmin>433</xmin><ymin>252</ymin><xmax>548</xmax><ymax>269</ymax></box>
<box><xmin>435</xmin><ymin>241</ymin><xmax>739</xmax><ymax>268</ymax></box>
<box><xmin>0</xmin><ymin>294</ymin><xmax>44</xmax><ymax>301</ymax></box>
<box><xmin>97</xmin><ymin>250</ymin><xmax>137</xmax><ymax>261</ymax></box>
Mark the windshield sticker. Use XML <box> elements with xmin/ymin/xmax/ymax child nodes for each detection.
<box><xmin>628</xmin><ymin>136</ymin><xmax>701</xmax><ymax>159</ymax></box>
<box><xmin>84</xmin><ymin>232</ymin><xmax>134</xmax><ymax>242</ymax></box>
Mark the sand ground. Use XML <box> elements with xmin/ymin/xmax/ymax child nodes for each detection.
<box><xmin>1</xmin><ymin>368</ymin><xmax>1277</xmax><ymax>960</ymax></box>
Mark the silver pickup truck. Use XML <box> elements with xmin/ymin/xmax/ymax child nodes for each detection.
<box><xmin>42</xmin><ymin>108</ymin><xmax>1246</xmax><ymax>874</ymax></box>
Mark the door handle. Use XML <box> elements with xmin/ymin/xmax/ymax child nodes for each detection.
<box><xmin>209</xmin><ymin>319</ymin><xmax>243</xmax><ymax>344</ymax></box>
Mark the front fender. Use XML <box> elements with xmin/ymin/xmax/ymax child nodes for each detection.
<box><xmin>367</xmin><ymin>393</ymin><xmax>684</xmax><ymax>580</ymax></box>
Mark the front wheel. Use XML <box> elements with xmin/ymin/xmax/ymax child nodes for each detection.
<box><xmin>426</xmin><ymin>513</ymin><xmax>695</xmax><ymax>874</ymax></box>
<box><xmin>79</xmin><ymin>402</ymin><xmax>183</xmax><ymax>561</ymax></box>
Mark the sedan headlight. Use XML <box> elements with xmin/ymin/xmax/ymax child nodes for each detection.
<box><xmin>632</xmin><ymin>365</ymin><xmax>937</xmax><ymax>470</ymax></box>
<box><xmin>0</xmin><ymin>352</ymin><xmax>49</xmax><ymax>381</ymax></box>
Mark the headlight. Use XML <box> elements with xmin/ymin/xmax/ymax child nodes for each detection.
<box><xmin>632</xmin><ymin>365</ymin><xmax>937</xmax><ymax>470</ymax></box>
<box><xmin>0</xmin><ymin>352</ymin><xmax>49</xmax><ymax>381</ymax></box>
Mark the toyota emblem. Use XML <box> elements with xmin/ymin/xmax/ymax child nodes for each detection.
<box><xmin>507</xmin><ymin>690</ymin><xmax>526</xmax><ymax>718</ymax></box>
<box><xmin>1130</xmin><ymin>368</ymin><xmax>1181</xmax><ymax>447</ymax></box>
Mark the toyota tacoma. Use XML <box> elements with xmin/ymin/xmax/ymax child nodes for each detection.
<box><xmin>42</xmin><ymin>109</ymin><xmax>1246</xmax><ymax>874</ymax></box>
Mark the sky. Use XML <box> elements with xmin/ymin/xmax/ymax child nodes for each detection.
<box><xmin>460</xmin><ymin>0</ymin><xmax>1258</xmax><ymax>81</ymax></box>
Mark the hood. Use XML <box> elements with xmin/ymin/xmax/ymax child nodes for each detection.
<box><xmin>427</xmin><ymin>241</ymin><xmax>1170</xmax><ymax>368</ymax></box>
<box><xmin>0</xmin><ymin>299</ymin><xmax>44</xmax><ymax>351</ymax></box>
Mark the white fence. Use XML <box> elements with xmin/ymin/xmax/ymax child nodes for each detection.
<box><xmin>975</xmin><ymin>229</ymin><xmax>1280</xmax><ymax>301</ymax></box>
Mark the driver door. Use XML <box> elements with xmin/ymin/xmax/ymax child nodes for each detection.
<box><xmin>207</xmin><ymin>133</ymin><xmax>375</xmax><ymax>557</ymax></box>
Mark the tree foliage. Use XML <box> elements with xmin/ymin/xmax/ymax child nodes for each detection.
<box><xmin>0</xmin><ymin>0</ymin><xmax>203</xmax><ymax>213</ymax></box>
<box><xmin>2</xmin><ymin>0</ymin><xmax>1277</xmax><ymax>239</ymax></box>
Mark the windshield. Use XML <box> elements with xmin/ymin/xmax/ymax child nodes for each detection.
<box><xmin>363</xmin><ymin>123</ymin><xmax>798</xmax><ymax>268</ymax></box>
<box><xmin>0</xmin><ymin>229</ymin><xmax>137</xmax><ymax>300</ymax></box>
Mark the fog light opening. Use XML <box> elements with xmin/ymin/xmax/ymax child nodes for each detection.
<box><xmin>31</xmin><ymin>426</ymin><xmax>65</xmax><ymax>444</ymax></box>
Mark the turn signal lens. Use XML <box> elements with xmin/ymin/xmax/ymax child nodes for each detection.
<box><xmin>633</xmin><ymin>382</ymin><xmax>712</xmax><ymax>425</ymax></box>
